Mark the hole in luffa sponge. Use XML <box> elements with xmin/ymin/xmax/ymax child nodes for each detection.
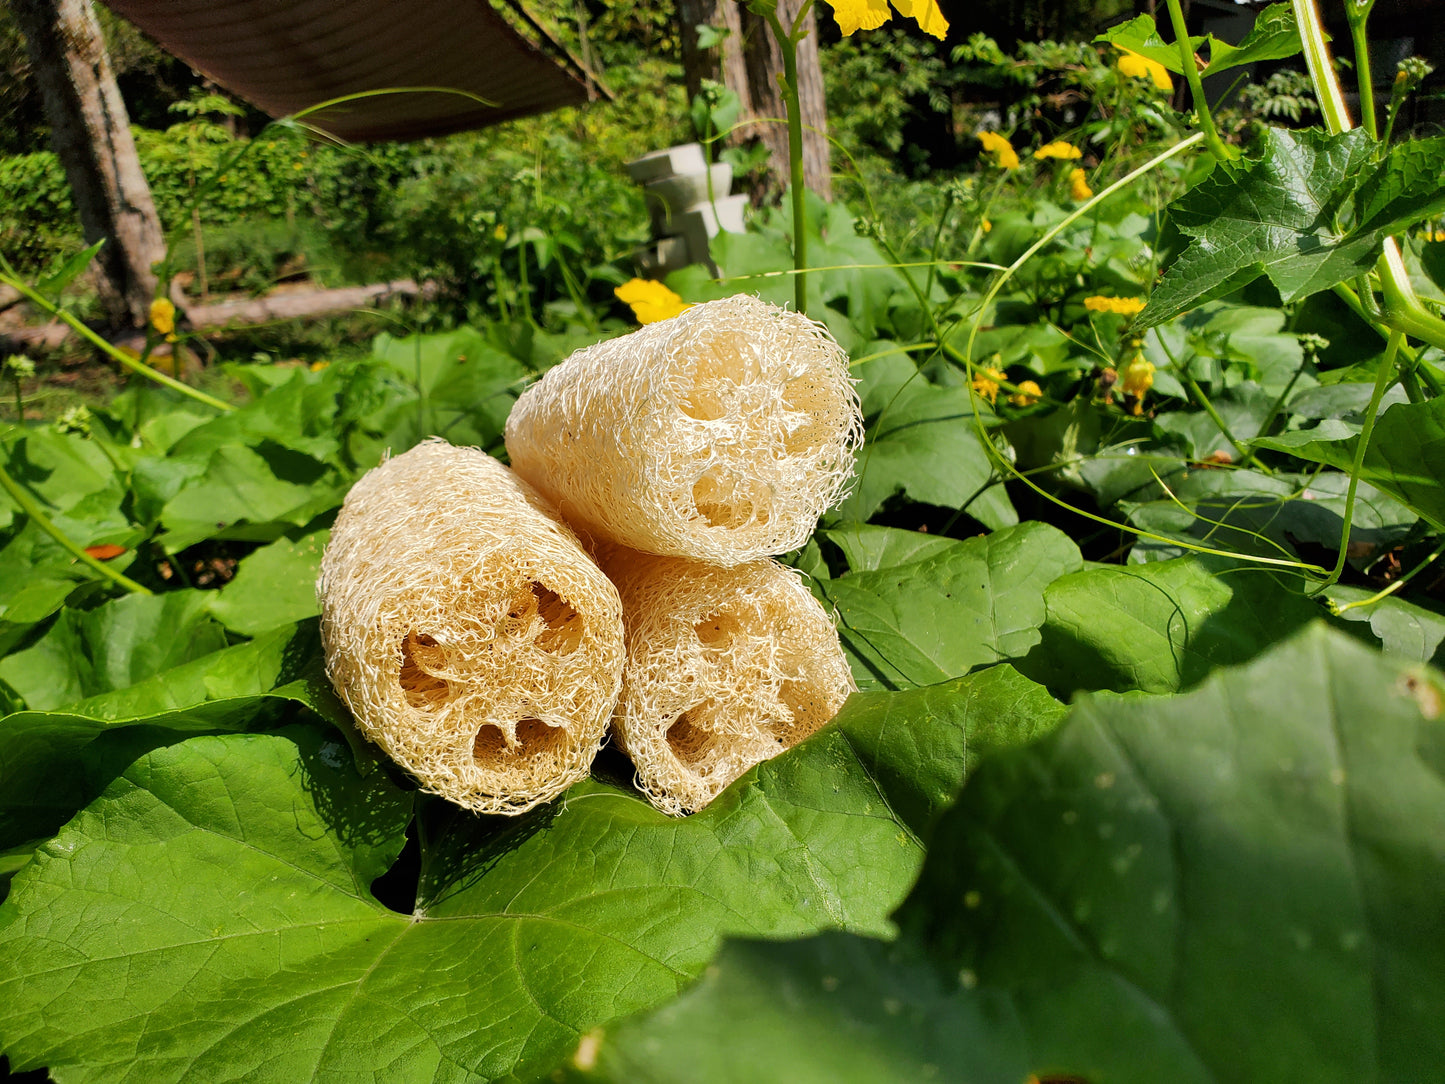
<box><xmin>499</xmin><ymin>581</ymin><xmax>584</xmax><ymax>654</ymax></box>
<box><xmin>692</xmin><ymin>468</ymin><xmax>767</xmax><ymax>530</ymax></box>
<box><xmin>473</xmin><ymin>718</ymin><xmax>568</xmax><ymax>767</ymax></box>
<box><xmin>399</xmin><ymin>632</ymin><xmax>452</xmax><ymax>710</ymax></box>
<box><xmin>694</xmin><ymin>611</ymin><xmax>743</xmax><ymax>646</ymax></box>
<box><xmin>665</xmin><ymin>711</ymin><xmax>717</xmax><ymax>766</ymax></box>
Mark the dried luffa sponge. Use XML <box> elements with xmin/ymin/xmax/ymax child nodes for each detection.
<box><xmin>601</xmin><ymin>547</ymin><xmax>856</xmax><ymax>816</ymax></box>
<box><xmin>505</xmin><ymin>294</ymin><xmax>862</xmax><ymax>565</ymax></box>
<box><xmin>318</xmin><ymin>439</ymin><xmax>625</xmax><ymax>815</ymax></box>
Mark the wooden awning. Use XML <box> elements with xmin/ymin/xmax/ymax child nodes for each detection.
<box><xmin>100</xmin><ymin>0</ymin><xmax>600</xmax><ymax>141</ymax></box>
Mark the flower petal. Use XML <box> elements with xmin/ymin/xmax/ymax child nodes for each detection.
<box><xmin>826</xmin><ymin>0</ymin><xmax>892</xmax><ymax>35</ymax></box>
<box><xmin>890</xmin><ymin>0</ymin><xmax>948</xmax><ymax>39</ymax></box>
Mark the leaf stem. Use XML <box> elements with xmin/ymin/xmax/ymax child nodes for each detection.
<box><xmin>1293</xmin><ymin>0</ymin><xmax>1353</xmax><ymax>134</ymax></box>
<box><xmin>958</xmin><ymin>132</ymin><xmax>1205</xmax><ymax>367</ymax></box>
<box><xmin>1333</xmin><ymin>532</ymin><xmax>1445</xmax><ymax>613</ymax></box>
<box><xmin>0</xmin><ymin>273</ymin><xmax>232</xmax><ymax>412</ymax></box>
<box><xmin>764</xmin><ymin>9</ymin><xmax>808</xmax><ymax>313</ymax></box>
<box><xmin>1344</xmin><ymin>0</ymin><xmax>1378</xmax><ymax>138</ymax></box>
<box><xmin>0</xmin><ymin>458</ymin><xmax>150</xmax><ymax>594</ymax></box>
<box><xmin>1163</xmin><ymin>0</ymin><xmax>1230</xmax><ymax>161</ymax></box>
<box><xmin>1320</xmin><ymin>329</ymin><xmax>1402</xmax><ymax>590</ymax></box>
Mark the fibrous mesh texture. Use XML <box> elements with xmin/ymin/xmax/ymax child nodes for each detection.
<box><xmin>505</xmin><ymin>294</ymin><xmax>862</xmax><ymax>566</ymax></box>
<box><xmin>318</xmin><ymin>439</ymin><xmax>625</xmax><ymax>815</ymax></box>
<box><xmin>601</xmin><ymin>547</ymin><xmax>856</xmax><ymax>816</ymax></box>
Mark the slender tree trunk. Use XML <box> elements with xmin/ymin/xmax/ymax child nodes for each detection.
<box><xmin>740</xmin><ymin>0</ymin><xmax>831</xmax><ymax>200</ymax></box>
<box><xmin>12</xmin><ymin>0</ymin><xmax>166</xmax><ymax>329</ymax></box>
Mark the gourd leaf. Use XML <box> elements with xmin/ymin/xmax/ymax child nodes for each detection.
<box><xmin>1253</xmin><ymin>396</ymin><xmax>1445</xmax><ymax>530</ymax></box>
<box><xmin>0</xmin><ymin>623</ymin><xmax>339</xmax><ymax>855</ymax></box>
<box><xmin>833</xmin><ymin>354</ymin><xmax>1016</xmax><ymax>529</ymax></box>
<box><xmin>568</xmin><ymin>625</ymin><xmax>1445</xmax><ymax>1084</ymax></box>
<box><xmin>0</xmin><ymin>665</ymin><xmax>1058</xmax><ymax>1083</ymax></box>
<box><xmin>1016</xmin><ymin>556</ymin><xmax>1328</xmax><ymax>697</ymax></box>
<box><xmin>1140</xmin><ymin>130</ymin><xmax>1445</xmax><ymax>329</ymax></box>
<box><xmin>820</xmin><ymin>521</ymin><xmax>1082</xmax><ymax>690</ymax></box>
<box><xmin>1095</xmin><ymin>4</ymin><xmax>1299</xmax><ymax>76</ymax></box>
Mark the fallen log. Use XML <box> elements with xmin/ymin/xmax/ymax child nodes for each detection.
<box><xmin>0</xmin><ymin>278</ymin><xmax>428</xmax><ymax>353</ymax></box>
<box><xmin>185</xmin><ymin>278</ymin><xmax>426</xmax><ymax>328</ymax></box>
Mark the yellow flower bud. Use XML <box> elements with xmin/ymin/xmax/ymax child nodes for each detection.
<box><xmin>1009</xmin><ymin>379</ymin><xmax>1042</xmax><ymax>407</ymax></box>
<box><xmin>1033</xmin><ymin>141</ymin><xmax>1082</xmax><ymax>161</ymax></box>
<box><xmin>149</xmin><ymin>297</ymin><xmax>176</xmax><ymax>335</ymax></box>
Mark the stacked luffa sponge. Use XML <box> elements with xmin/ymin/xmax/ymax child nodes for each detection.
<box><xmin>321</xmin><ymin>295</ymin><xmax>860</xmax><ymax>816</ymax></box>
<box><xmin>318</xmin><ymin>440</ymin><xmax>624</xmax><ymax>815</ymax></box>
<box><xmin>504</xmin><ymin>294</ymin><xmax>862</xmax><ymax>565</ymax></box>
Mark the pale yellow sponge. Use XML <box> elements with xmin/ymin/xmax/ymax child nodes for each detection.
<box><xmin>504</xmin><ymin>294</ymin><xmax>862</xmax><ymax>565</ymax></box>
<box><xmin>318</xmin><ymin>439</ymin><xmax>625</xmax><ymax>815</ymax></box>
<box><xmin>601</xmin><ymin>547</ymin><xmax>856</xmax><ymax>816</ymax></box>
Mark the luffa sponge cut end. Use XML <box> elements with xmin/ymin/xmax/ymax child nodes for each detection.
<box><xmin>504</xmin><ymin>294</ymin><xmax>862</xmax><ymax>565</ymax></box>
<box><xmin>600</xmin><ymin>547</ymin><xmax>856</xmax><ymax>816</ymax></box>
<box><xmin>318</xmin><ymin>439</ymin><xmax>625</xmax><ymax>815</ymax></box>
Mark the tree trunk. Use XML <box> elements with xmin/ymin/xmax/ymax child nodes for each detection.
<box><xmin>740</xmin><ymin>0</ymin><xmax>831</xmax><ymax>201</ymax></box>
<box><xmin>678</xmin><ymin>0</ymin><xmax>831</xmax><ymax>202</ymax></box>
<box><xmin>12</xmin><ymin>0</ymin><xmax>166</xmax><ymax>329</ymax></box>
<box><xmin>678</xmin><ymin>0</ymin><xmax>751</xmax><ymax>111</ymax></box>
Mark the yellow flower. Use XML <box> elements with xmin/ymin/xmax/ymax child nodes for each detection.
<box><xmin>981</xmin><ymin>218</ymin><xmax>992</xmax><ymax>233</ymax></box>
<box><xmin>1069</xmin><ymin>168</ymin><xmax>1094</xmax><ymax>202</ymax></box>
<box><xmin>971</xmin><ymin>366</ymin><xmax>1006</xmax><ymax>404</ymax></box>
<box><xmin>977</xmin><ymin>131</ymin><xmax>1019</xmax><ymax>170</ymax></box>
<box><xmin>309</xmin><ymin>360</ymin><xmax>330</xmax><ymax>372</ymax></box>
<box><xmin>149</xmin><ymin>297</ymin><xmax>176</xmax><ymax>335</ymax></box>
<box><xmin>615</xmin><ymin>279</ymin><xmax>690</xmax><ymax>324</ymax></box>
<box><xmin>1121</xmin><ymin>356</ymin><xmax>1154</xmax><ymax>414</ymax></box>
<box><xmin>1033</xmin><ymin>141</ymin><xmax>1082</xmax><ymax>161</ymax></box>
<box><xmin>1116</xmin><ymin>47</ymin><xmax>1173</xmax><ymax>92</ymax></box>
<box><xmin>1084</xmin><ymin>295</ymin><xmax>1146</xmax><ymax>316</ymax></box>
<box><xmin>494</xmin><ymin>223</ymin><xmax>508</xmax><ymax>242</ymax></box>
<box><xmin>825</xmin><ymin>0</ymin><xmax>948</xmax><ymax>39</ymax></box>
<box><xmin>1010</xmin><ymin>379</ymin><xmax>1042</xmax><ymax>406</ymax></box>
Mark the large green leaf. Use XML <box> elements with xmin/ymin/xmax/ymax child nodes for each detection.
<box><xmin>159</xmin><ymin>444</ymin><xmax>343</xmax><ymax>551</ymax></box>
<box><xmin>1017</xmin><ymin>556</ymin><xmax>1328</xmax><ymax>696</ymax></box>
<box><xmin>819</xmin><ymin>523</ymin><xmax>964</xmax><ymax>573</ymax></box>
<box><xmin>0</xmin><ymin>623</ymin><xmax>337</xmax><ymax>854</ymax></box>
<box><xmin>1123</xmin><ymin>468</ymin><xmax>1417</xmax><ymax>564</ymax></box>
<box><xmin>206</xmin><ymin>529</ymin><xmax>329</xmax><ymax>636</ymax></box>
<box><xmin>820</xmin><ymin>521</ymin><xmax>1082</xmax><ymax>690</ymax></box>
<box><xmin>0</xmin><ymin>590</ymin><xmax>228</xmax><ymax>711</ymax></box>
<box><xmin>1141</xmin><ymin>130</ymin><xmax>1445</xmax><ymax>328</ymax></box>
<box><xmin>834</xmin><ymin>355</ymin><xmax>1016</xmax><ymax>530</ymax></box>
<box><xmin>1327</xmin><ymin>585</ymin><xmax>1445</xmax><ymax>666</ymax></box>
<box><xmin>832</xmin><ymin>666</ymin><xmax>1066</xmax><ymax>836</ymax></box>
<box><xmin>370</xmin><ymin>326</ymin><xmax>527</xmax><ymax>451</ymax></box>
<box><xmin>570</xmin><ymin>625</ymin><xmax>1445</xmax><ymax>1083</ymax></box>
<box><xmin>1254</xmin><ymin>397</ymin><xmax>1445</xmax><ymax>529</ymax></box>
<box><xmin>0</xmin><ymin>665</ymin><xmax>1051</xmax><ymax>1084</ymax></box>
<box><xmin>1095</xmin><ymin>4</ymin><xmax>1298</xmax><ymax>76</ymax></box>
